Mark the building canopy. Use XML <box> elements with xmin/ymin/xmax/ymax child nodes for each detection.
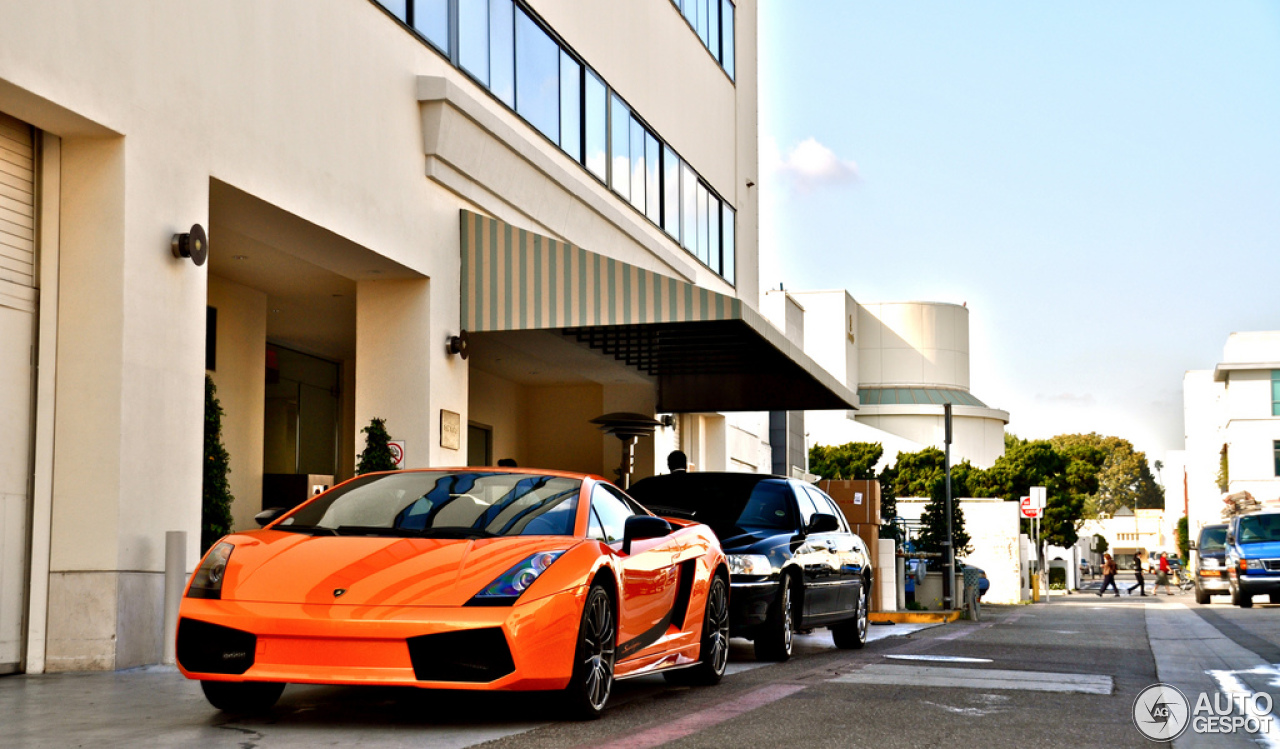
<box><xmin>460</xmin><ymin>210</ymin><xmax>857</xmax><ymax>413</ymax></box>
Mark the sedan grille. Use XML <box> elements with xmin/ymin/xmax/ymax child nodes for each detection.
<box><xmin>406</xmin><ymin>628</ymin><xmax>515</xmax><ymax>683</ymax></box>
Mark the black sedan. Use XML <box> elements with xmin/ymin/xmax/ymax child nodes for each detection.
<box><xmin>629</xmin><ymin>472</ymin><xmax>871</xmax><ymax>661</ymax></box>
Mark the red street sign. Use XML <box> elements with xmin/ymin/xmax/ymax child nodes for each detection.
<box><xmin>1020</xmin><ymin>496</ymin><xmax>1042</xmax><ymax>519</ymax></box>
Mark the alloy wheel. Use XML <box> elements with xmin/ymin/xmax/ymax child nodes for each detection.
<box><xmin>707</xmin><ymin>578</ymin><xmax>730</xmax><ymax>676</ymax></box>
<box><xmin>581</xmin><ymin>591</ymin><xmax>615</xmax><ymax>711</ymax></box>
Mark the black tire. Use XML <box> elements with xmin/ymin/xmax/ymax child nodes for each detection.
<box><xmin>1269</xmin><ymin>593</ymin><xmax>1280</xmax><ymax>604</ymax></box>
<box><xmin>1195</xmin><ymin>586</ymin><xmax>1211</xmax><ymax>605</ymax></box>
<box><xmin>664</xmin><ymin>575</ymin><xmax>730</xmax><ymax>686</ymax></box>
<box><xmin>831</xmin><ymin>578</ymin><xmax>870</xmax><ymax>650</ymax></box>
<box><xmin>199</xmin><ymin>681</ymin><xmax>285</xmax><ymax>713</ymax></box>
<box><xmin>754</xmin><ymin>573</ymin><xmax>796</xmax><ymax>662</ymax></box>
<box><xmin>561</xmin><ymin>584</ymin><xmax>616</xmax><ymax>719</ymax></box>
<box><xmin>1232</xmin><ymin>586</ymin><xmax>1254</xmax><ymax>608</ymax></box>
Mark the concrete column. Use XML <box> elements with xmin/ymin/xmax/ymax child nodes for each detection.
<box><xmin>356</xmin><ymin>279</ymin><xmax>435</xmax><ymax>468</ymax></box>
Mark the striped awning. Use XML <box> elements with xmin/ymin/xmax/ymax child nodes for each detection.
<box><xmin>459</xmin><ymin>210</ymin><xmax>857</xmax><ymax>412</ymax></box>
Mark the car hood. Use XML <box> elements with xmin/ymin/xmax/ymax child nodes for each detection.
<box><xmin>219</xmin><ymin>530</ymin><xmax>579</xmax><ymax>607</ymax></box>
<box><xmin>1236</xmin><ymin>541</ymin><xmax>1280</xmax><ymax>559</ymax></box>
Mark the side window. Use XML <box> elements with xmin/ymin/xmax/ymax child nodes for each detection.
<box><xmin>587</xmin><ymin>506</ymin><xmax>607</xmax><ymax>542</ymax></box>
<box><xmin>590</xmin><ymin>484</ymin><xmax>635</xmax><ymax>545</ymax></box>
<box><xmin>791</xmin><ymin>483</ymin><xmax>818</xmax><ymax>528</ymax></box>
<box><xmin>807</xmin><ymin>487</ymin><xmax>850</xmax><ymax>533</ymax></box>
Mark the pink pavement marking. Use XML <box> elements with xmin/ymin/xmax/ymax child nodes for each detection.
<box><xmin>585</xmin><ymin>683</ymin><xmax>809</xmax><ymax>749</ymax></box>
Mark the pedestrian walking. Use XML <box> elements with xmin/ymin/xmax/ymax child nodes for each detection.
<box><xmin>1097</xmin><ymin>553</ymin><xmax>1120</xmax><ymax>597</ymax></box>
<box><xmin>1128</xmin><ymin>552</ymin><xmax>1147</xmax><ymax>596</ymax></box>
<box><xmin>1155</xmin><ymin>552</ymin><xmax>1174</xmax><ymax>595</ymax></box>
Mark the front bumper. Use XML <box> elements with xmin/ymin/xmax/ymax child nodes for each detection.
<box><xmin>176</xmin><ymin>587</ymin><xmax>585</xmax><ymax>691</ymax></box>
<box><xmin>729</xmin><ymin>579</ymin><xmax>781</xmax><ymax>635</ymax></box>
<box><xmin>1195</xmin><ymin>571</ymin><xmax>1230</xmax><ymax>593</ymax></box>
<box><xmin>1232</xmin><ymin>572</ymin><xmax>1280</xmax><ymax>596</ymax></box>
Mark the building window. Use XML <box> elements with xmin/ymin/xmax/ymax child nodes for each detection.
<box><xmin>1272</xmin><ymin>370</ymin><xmax>1280</xmax><ymax>416</ymax></box>
<box><xmin>1274</xmin><ymin>440</ymin><xmax>1280</xmax><ymax>477</ymax></box>
<box><xmin>375</xmin><ymin>0</ymin><xmax>737</xmax><ymax>284</ymax></box>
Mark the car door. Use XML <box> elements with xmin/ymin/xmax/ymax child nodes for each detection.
<box><xmin>588</xmin><ymin>483</ymin><xmax>680</xmax><ymax>659</ymax></box>
<box><xmin>806</xmin><ymin>486</ymin><xmax>863</xmax><ymax>615</ymax></box>
<box><xmin>789</xmin><ymin>481</ymin><xmax>839</xmax><ymax>619</ymax></box>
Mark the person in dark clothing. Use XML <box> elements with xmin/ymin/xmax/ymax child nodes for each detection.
<box><xmin>667</xmin><ymin>450</ymin><xmax>688</xmax><ymax>473</ymax></box>
<box><xmin>497</xmin><ymin>458</ymin><xmax>518</xmax><ymax>467</ymax></box>
<box><xmin>1097</xmin><ymin>553</ymin><xmax>1120</xmax><ymax>597</ymax></box>
<box><xmin>1128</xmin><ymin>552</ymin><xmax>1147</xmax><ymax>596</ymax></box>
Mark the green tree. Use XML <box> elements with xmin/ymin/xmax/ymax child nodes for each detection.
<box><xmin>1050</xmin><ymin>433</ymin><xmax>1161</xmax><ymax>516</ymax></box>
<box><xmin>809</xmin><ymin>442</ymin><xmax>883</xmax><ymax>480</ymax></box>
<box><xmin>1177</xmin><ymin>516</ymin><xmax>1190</xmax><ymax>561</ymax></box>
<box><xmin>356</xmin><ymin>418</ymin><xmax>398</xmax><ymax>474</ymax></box>
<box><xmin>1093</xmin><ymin>533</ymin><xmax>1108</xmax><ymax>555</ymax></box>
<box><xmin>884</xmin><ymin>447</ymin><xmax>948</xmax><ymax>498</ymax></box>
<box><xmin>1217</xmin><ymin>445</ymin><xmax>1230</xmax><ymax>494</ymax></box>
<box><xmin>915</xmin><ymin>473</ymin><xmax>972</xmax><ymax>558</ymax></box>
<box><xmin>202</xmin><ymin>375</ymin><xmax>235</xmax><ymax>553</ymax></box>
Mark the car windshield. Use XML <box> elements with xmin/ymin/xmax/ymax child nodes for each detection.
<box><xmin>278</xmin><ymin>471</ymin><xmax>581</xmax><ymax>538</ymax></box>
<box><xmin>1198</xmin><ymin>526</ymin><xmax>1227</xmax><ymax>552</ymax></box>
<box><xmin>1237</xmin><ymin>514</ymin><xmax>1280</xmax><ymax>545</ymax></box>
<box><xmin>629</xmin><ymin>475</ymin><xmax>795</xmax><ymax>538</ymax></box>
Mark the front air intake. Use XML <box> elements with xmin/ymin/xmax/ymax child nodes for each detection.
<box><xmin>176</xmin><ymin>618</ymin><xmax>256</xmax><ymax>675</ymax></box>
<box><xmin>406</xmin><ymin>628</ymin><xmax>515</xmax><ymax>682</ymax></box>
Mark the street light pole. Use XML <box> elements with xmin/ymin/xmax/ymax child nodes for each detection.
<box><xmin>943</xmin><ymin>403</ymin><xmax>954</xmax><ymax>611</ymax></box>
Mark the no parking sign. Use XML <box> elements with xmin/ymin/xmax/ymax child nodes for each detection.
<box><xmin>389</xmin><ymin>440</ymin><xmax>405</xmax><ymax>469</ymax></box>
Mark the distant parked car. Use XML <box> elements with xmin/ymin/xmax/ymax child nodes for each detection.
<box><xmin>629</xmin><ymin>473</ymin><xmax>871</xmax><ymax>661</ymax></box>
<box><xmin>1193</xmin><ymin>523</ymin><xmax>1229</xmax><ymax>605</ymax></box>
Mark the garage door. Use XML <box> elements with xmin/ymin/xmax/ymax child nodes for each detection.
<box><xmin>0</xmin><ymin>110</ymin><xmax>36</xmax><ymax>674</ymax></box>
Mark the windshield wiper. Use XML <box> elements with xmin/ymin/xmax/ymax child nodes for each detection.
<box><xmin>646</xmin><ymin>505</ymin><xmax>697</xmax><ymax>519</ymax></box>
<box><xmin>414</xmin><ymin>527</ymin><xmax>499</xmax><ymax>539</ymax></box>
<box><xmin>277</xmin><ymin>525</ymin><xmax>338</xmax><ymax>536</ymax></box>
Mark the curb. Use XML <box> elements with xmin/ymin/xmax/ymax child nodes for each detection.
<box><xmin>869</xmin><ymin>610</ymin><xmax>962</xmax><ymax>624</ymax></box>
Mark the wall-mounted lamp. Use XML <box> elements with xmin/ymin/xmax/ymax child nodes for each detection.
<box><xmin>745</xmin><ymin>179</ymin><xmax>756</xmax><ymax>188</ymax></box>
<box><xmin>171</xmin><ymin>224</ymin><xmax>208</xmax><ymax>266</ymax></box>
<box><xmin>660</xmin><ymin>414</ymin><xmax>676</xmax><ymax>428</ymax></box>
<box><xmin>447</xmin><ymin>330</ymin><xmax>469</xmax><ymax>359</ymax></box>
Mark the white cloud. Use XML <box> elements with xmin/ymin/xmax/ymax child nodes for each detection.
<box><xmin>765</xmin><ymin>136</ymin><xmax>859</xmax><ymax>193</ymax></box>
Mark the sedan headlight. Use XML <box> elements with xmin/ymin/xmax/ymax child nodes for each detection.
<box><xmin>727</xmin><ymin>554</ymin><xmax>773</xmax><ymax>576</ymax></box>
<box><xmin>187</xmin><ymin>542</ymin><xmax>234</xmax><ymax>600</ymax></box>
<box><xmin>469</xmin><ymin>551</ymin><xmax>565</xmax><ymax>605</ymax></box>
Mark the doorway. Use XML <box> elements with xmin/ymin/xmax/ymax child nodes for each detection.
<box><xmin>263</xmin><ymin>344</ymin><xmax>340</xmax><ymax>509</ymax></box>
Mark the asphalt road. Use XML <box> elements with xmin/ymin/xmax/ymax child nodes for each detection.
<box><xmin>3</xmin><ymin>589</ymin><xmax>1277</xmax><ymax>748</ymax></box>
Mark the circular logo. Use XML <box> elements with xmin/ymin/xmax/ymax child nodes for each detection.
<box><xmin>1133</xmin><ymin>683</ymin><xmax>1190</xmax><ymax>741</ymax></box>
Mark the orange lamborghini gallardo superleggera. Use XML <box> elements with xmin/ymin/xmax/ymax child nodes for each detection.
<box><xmin>177</xmin><ymin>468</ymin><xmax>729</xmax><ymax>718</ymax></box>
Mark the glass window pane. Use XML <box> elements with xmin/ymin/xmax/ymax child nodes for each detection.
<box><xmin>698</xmin><ymin>0</ymin><xmax>711</xmax><ymax>47</ymax></box>
<box><xmin>630</xmin><ymin>119</ymin><xmax>646</xmax><ymax>213</ymax></box>
<box><xmin>490</xmin><ymin>0</ymin><xmax>515</xmax><ymax>107</ymax></box>
<box><xmin>683</xmin><ymin>0</ymin><xmax>696</xmax><ymax>26</ymax></box>
<box><xmin>722</xmin><ymin>0</ymin><xmax>735</xmax><ymax>79</ymax></box>
<box><xmin>663</xmin><ymin>145</ymin><xmax>681</xmax><ymax>239</ymax></box>
<box><xmin>645</xmin><ymin>133</ymin><xmax>661</xmax><ymax>225</ymax></box>
<box><xmin>515</xmin><ymin>8</ymin><xmax>558</xmax><ymax>141</ymax></box>
<box><xmin>696</xmin><ymin>182</ymin><xmax>709</xmax><ymax>264</ymax></box>
<box><xmin>412</xmin><ymin>0</ymin><xmax>448</xmax><ymax>53</ymax></box>
<box><xmin>378</xmin><ymin>0</ymin><xmax>408</xmax><ymax>22</ymax></box>
<box><xmin>707</xmin><ymin>192</ymin><xmax>720</xmax><ymax>274</ymax></box>
<box><xmin>708</xmin><ymin>0</ymin><xmax>720</xmax><ymax>60</ymax></box>
<box><xmin>722</xmin><ymin>203</ymin><xmax>735</xmax><ymax>283</ymax></box>
<box><xmin>560</xmin><ymin>52</ymin><xmax>581</xmax><ymax>161</ymax></box>
<box><xmin>585</xmin><ymin>72</ymin><xmax>607</xmax><ymax>179</ymax></box>
<box><xmin>458</xmin><ymin>0</ymin><xmax>489</xmax><ymax>85</ymax></box>
<box><xmin>681</xmin><ymin>164</ymin><xmax>697</xmax><ymax>251</ymax></box>
<box><xmin>611</xmin><ymin>95</ymin><xmax>630</xmax><ymax>199</ymax></box>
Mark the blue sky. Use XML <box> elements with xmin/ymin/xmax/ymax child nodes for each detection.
<box><xmin>758</xmin><ymin>1</ymin><xmax>1280</xmax><ymax>461</ymax></box>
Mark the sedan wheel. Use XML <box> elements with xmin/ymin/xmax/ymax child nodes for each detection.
<box><xmin>200</xmin><ymin>681</ymin><xmax>285</xmax><ymax>713</ymax></box>
<box><xmin>754</xmin><ymin>575</ymin><xmax>794</xmax><ymax>661</ymax></box>
<box><xmin>832</xmin><ymin>580</ymin><xmax>869</xmax><ymax>650</ymax></box>
<box><xmin>563</xmin><ymin>585</ymin><xmax>616</xmax><ymax>719</ymax></box>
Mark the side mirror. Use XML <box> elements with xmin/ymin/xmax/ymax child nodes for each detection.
<box><xmin>1226</xmin><ymin>532</ymin><xmax>1235</xmax><ymax>545</ymax></box>
<box><xmin>806</xmin><ymin>513</ymin><xmax>840</xmax><ymax>535</ymax></box>
<box><xmin>622</xmin><ymin>515</ymin><xmax>672</xmax><ymax>554</ymax></box>
<box><xmin>1189</xmin><ymin>541</ymin><xmax>1197</xmax><ymax>551</ymax></box>
<box><xmin>255</xmin><ymin>507</ymin><xmax>287</xmax><ymax>527</ymax></box>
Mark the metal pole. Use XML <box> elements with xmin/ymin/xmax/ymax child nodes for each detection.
<box><xmin>162</xmin><ymin>531</ymin><xmax>187</xmax><ymax>665</ymax></box>
<box><xmin>943</xmin><ymin>403</ymin><xmax>954</xmax><ymax>611</ymax></box>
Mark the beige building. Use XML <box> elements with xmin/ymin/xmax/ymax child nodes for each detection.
<box><xmin>0</xmin><ymin>0</ymin><xmax>857</xmax><ymax>674</ymax></box>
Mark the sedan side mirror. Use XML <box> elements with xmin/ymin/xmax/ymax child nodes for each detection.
<box><xmin>1189</xmin><ymin>541</ymin><xmax>1197</xmax><ymax>551</ymax></box>
<box><xmin>255</xmin><ymin>507</ymin><xmax>288</xmax><ymax>527</ymax></box>
<box><xmin>806</xmin><ymin>513</ymin><xmax>840</xmax><ymax>535</ymax></box>
<box><xmin>622</xmin><ymin>515</ymin><xmax>672</xmax><ymax>555</ymax></box>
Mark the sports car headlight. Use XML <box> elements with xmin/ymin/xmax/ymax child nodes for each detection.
<box><xmin>727</xmin><ymin>554</ymin><xmax>773</xmax><ymax>576</ymax></box>
<box><xmin>469</xmin><ymin>551</ymin><xmax>565</xmax><ymax>606</ymax></box>
<box><xmin>187</xmin><ymin>542</ymin><xmax>234</xmax><ymax>600</ymax></box>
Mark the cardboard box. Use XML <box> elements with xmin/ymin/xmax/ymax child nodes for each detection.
<box><xmin>820</xmin><ymin>479</ymin><xmax>880</xmax><ymax>526</ymax></box>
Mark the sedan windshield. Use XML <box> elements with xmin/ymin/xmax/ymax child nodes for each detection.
<box><xmin>1198</xmin><ymin>526</ymin><xmax>1227</xmax><ymax>552</ymax></box>
<box><xmin>1237</xmin><ymin>515</ymin><xmax>1280</xmax><ymax>545</ymax></box>
<box><xmin>279</xmin><ymin>471</ymin><xmax>581</xmax><ymax>537</ymax></box>
<box><xmin>629</xmin><ymin>475</ymin><xmax>795</xmax><ymax>538</ymax></box>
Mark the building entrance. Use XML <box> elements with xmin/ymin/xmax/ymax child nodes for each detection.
<box><xmin>263</xmin><ymin>344</ymin><xmax>340</xmax><ymax>510</ymax></box>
